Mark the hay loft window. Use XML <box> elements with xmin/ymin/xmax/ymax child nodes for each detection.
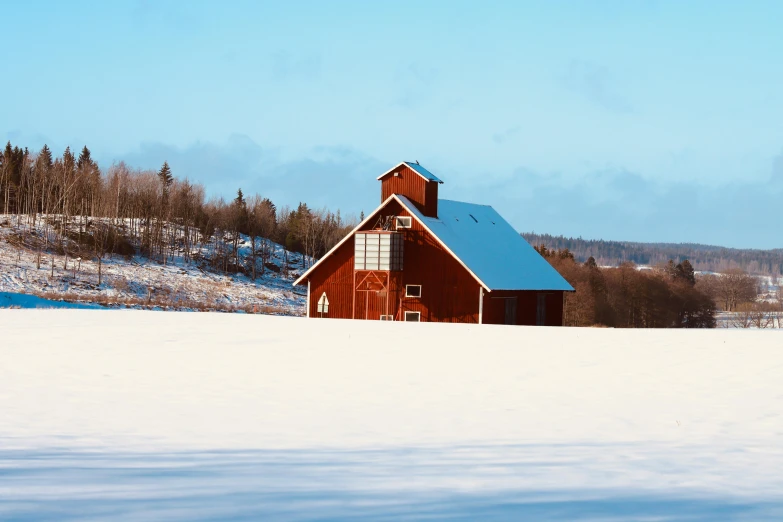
<box><xmin>404</xmin><ymin>311</ymin><xmax>421</xmax><ymax>322</ymax></box>
<box><xmin>380</xmin><ymin>315</ymin><xmax>393</xmax><ymax>321</ymax></box>
<box><xmin>355</xmin><ymin>232</ymin><xmax>403</xmax><ymax>271</ymax></box>
<box><xmin>395</xmin><ymin>216</ymin><xmax>412</xmax><ymax>229</ymax></box>
<box><xmin>405</xmin><ymin>285</ymin><xmax>422</xmax><ymax>298</ymax></box>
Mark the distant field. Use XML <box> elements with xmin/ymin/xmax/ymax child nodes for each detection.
<box><xmin>1</xmin><ymin>311</ymin><xmax>782</xmax><ymax>520</ymax></box>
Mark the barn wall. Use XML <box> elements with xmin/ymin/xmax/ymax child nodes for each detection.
<box><xmin>380</xmin><ymin>165</ymin><xmax>439</xmax><ymax>217</ymax></box>
<box><xmin>307</xmin><ymin>231</ymin><xmax>355</xmax><ymax>319</ymax></box>
<box><xmin>481</xmin><ymin>290</ymin><xmax>566</xmax><ymax>326</ymax></box>
<box><xmin>306</xmin><ymin>199</ymin><xmax>481</xmax><ymax>322</ymax></box>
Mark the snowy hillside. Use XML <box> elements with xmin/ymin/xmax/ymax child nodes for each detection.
<box><xmin>1</xmin><ymin>310</ymin><xmax>782</xmax><ymax>520</ymax></box>
<box><xmin>0</xmin><ymin>214</ymin><xmax>305</xmax><ymax>314</ymax></box>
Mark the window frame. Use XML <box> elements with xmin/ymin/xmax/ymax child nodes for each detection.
<box><xmin>404</xmin><ymin>311</ymin><xmax>421</xmax><ymax>322</ymax></box>
<box><xmin>380</xmin><ymin>315</ymin><xmax>394</xmax><ymax>321</ymax></box>
<box><xmin>395</xmin><ymin>216</ymin><xmax>412</xmax><ymax>229</ymax></box>
<box><xmin>405</xmin><ymin>284</ymin><xmax>422</xmax><ymax>298</ymax></box>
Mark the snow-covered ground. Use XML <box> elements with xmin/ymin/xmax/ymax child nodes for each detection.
<box><xmin>0</xmin><ymin>215</ymin><xmax>305</xmax><ymax>314</ymax></box>
<box><xmin>1</xmin><ymin>310</ymin><xmax>782</xmax><ymax>520</ymax></box>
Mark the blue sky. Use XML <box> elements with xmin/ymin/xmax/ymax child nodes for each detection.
<box><xmin>2</xmin><ymin>1</ymin><xmax>782</xmax><ymax>248</ymax></box>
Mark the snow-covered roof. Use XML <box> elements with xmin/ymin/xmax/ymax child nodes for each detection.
<box><xmin>398</xmin><ymin>196</ymin><xmax>574</xmax><ymax>292</ymax></box>
<box><xmin>376</xmin><ymin>161</ymin><xmax>443</xmax><ymax>183</ymax></box>
<box><xmin>294</xmin><ymin>193</ymin><xmax>573</xmax><ymax>292</ymax></box>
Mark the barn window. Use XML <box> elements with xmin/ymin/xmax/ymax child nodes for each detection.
<box><xmin>380</xmin><ymin>315</ymin><xmax>393</xmax><ymax>321</ymax></box>
<box><xmin>354</xmin><ymin>232</ymin><xmax>403</xmax><ymax>271</ymax></box>
<box><xmin>405</xmin><ymin>285</ymin><xmax>422</xmax><ymax>298</ymax></box>
<box><xmin>404</xmin><ymin>311</ymin><xmax>421</xmax><ymax>322</ymax></box>
<box><xmin>395</xmin><ymin>216</ymin><xmax>412</xmax><ymax>229</ymax></box>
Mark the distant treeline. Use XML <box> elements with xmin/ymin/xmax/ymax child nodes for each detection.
<box><xmin>0</xmin><ymin>141</ymin><xmax>355</xmax><ymax>277</ymax></box>
<box><xmin>523</xmin><ymin>233</ymin><xmax>783</xmax><ymax>276</ymax></box>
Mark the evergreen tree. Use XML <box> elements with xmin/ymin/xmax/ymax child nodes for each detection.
<box><xmin>62</xmin><ymin>146</ymin><xmax>75</xmax><ymax>173</ymax></box>
<box><xmin>2</xmin><ymin>142</ymin><xmax>12</xmax><ymax>167</ymax></box>
<box><xmin>232</xmin><ymin>188</ymin><xmax>248</xmax><ymax>234</ymax></box>
<box><xmin>77</xmin><ymin>146</ymin><xmax>92</xmax><ymax>171</ymax></box>
<box><xmin>158</xmin><ymin>161</ymin><xmax>173</xmax><ymax>187</ymax></box>
<box><xmin>38</xmin><ymin>144</ymin><xmax>53</xmax><ymax>170</ymax></box>
<box><xmin>676</xmin><ymin>260</ymin><xmax>696</xmax><ymax>286</ymax></box>
<box><xmin>158</xmin><ymin>162</ymin><xmax>174</xmax><ymax>201</ymax></box>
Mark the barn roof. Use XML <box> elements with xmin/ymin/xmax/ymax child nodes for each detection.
<box><xmin>376</xmin><ymin>161</ymin><xmax>444</xmax><ymax>183</ymax></box>
<box><xmin>293</xmin><ymin>193</ymin><xmax>573</xmax><ymax>292</ymax></box>
<box><xmin>397</xmin><ymin>196</ymin><xmax>574</xmax><ymax>292</ymax></box>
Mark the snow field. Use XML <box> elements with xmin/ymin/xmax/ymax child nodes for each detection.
<box><xmin>2</xmin><ymin>310</ymin><xmax>782</xmax><ymax>519</ymax></box>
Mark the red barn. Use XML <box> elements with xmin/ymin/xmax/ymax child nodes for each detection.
<box><xmin>293</xmin><ymin>161</ymin><xmax>574</xmax><ymax>325</ymax></box>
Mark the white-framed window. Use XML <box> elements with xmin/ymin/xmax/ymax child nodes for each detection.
<box><xmin>404</xmin><ymin>311</ymin><xmax>421</xmax><ymax>322</ymax></box>
<box><xmin>395</xmin><ymin>216</ymin><xmax>412</xmax><ymax>229</ymax></box>
<box><xmin>405</xmin><ymin>285</ymin><xmax>422</xmax><ymax>298</ymax></box>
<box><xmin>380</xmin><ymin>315</ymin><xmax>393</xmax><ymax>321</ymax></box>
<box><xmin>354</xmin><ymin>232</ymin><xmax>404</xmax><ymax>271</ymax></box>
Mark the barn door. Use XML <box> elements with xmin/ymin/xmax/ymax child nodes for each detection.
<box><xmin>504</xmin><ymin>297</ymin><xmax>517</xmax><ymax>325</ymax></box>
<box><xmin>536</xmin><ymin>294</ymin><xmax>547</xmax><ymax>325</ymax></box>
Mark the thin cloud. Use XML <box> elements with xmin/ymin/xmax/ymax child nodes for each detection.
<box><xmin>271</xmin><ymin>51</ymin><xmax>322</xmax><ymax>81</ymax></box>
<box><xmin>773</xmin><ymin>149</ymin><xmax>783</xmax><ymax>182</ymax></box>
<box><xmin>390</xmin><ymin>62</ymin><xmax>439</xmax><ymax>109</ymax></box>
<box><xmin>492</xmin><ymin>126</ymin><xmax>521</xmax><ymax>145</ymax></box>
<box><xmin>562</xmin><ymin>60</ymin><xmax>633</xmax><ymax>114</ymax></box>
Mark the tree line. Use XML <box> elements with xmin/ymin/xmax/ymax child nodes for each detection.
<box><xmin>0</xmin><ymin>141</ymin><xmax>355</xmax><ymax>279</ymax></box>
<box><xmin>524</xmin><ymin>232</ymin><xmax>783</xmax><ymax>277</ymax></box>
<box><xmin>536</xmin><ymin>246</ymin><xmax>717</xmax><ymax>328</ymax></box>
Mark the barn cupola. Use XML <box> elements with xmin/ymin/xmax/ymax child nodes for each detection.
<box><xmin>377</xmin><ymin>161</ymin><xmax>443</xmax><ymax>218</ymax></box>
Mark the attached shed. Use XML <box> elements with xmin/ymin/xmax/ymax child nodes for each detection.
<box><xmin>293</xmin><ymin>161</ymin><xmax>574</xmax><ymax>325</ymax></box>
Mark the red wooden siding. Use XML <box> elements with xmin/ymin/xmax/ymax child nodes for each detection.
<box><xmin>380</xmin><ymin>165</ymin><xmax>439</xmax><ymax>217</ymax></box>
<box><xmin>481</xmin><ymin>290</ymin><xmax>565</xmax><ymax>326</ymax></box>
<box><xmin>423</xmin><ymin>180</ymin><xmax>439</xmax><ymax>217</ymax></box>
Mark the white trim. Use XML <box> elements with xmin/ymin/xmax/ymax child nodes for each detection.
<box><xmin>306</xmin><ymin>280</ymin><xmax>311</xmax><ymax>318</ymax></box>
<box><xmin>405</xmin><ymin>284</ymin><xmax>422</xmax><ymax>298</ymax></box>
<box><xmin>376</xmin><ymin>161</ymin><xmax>443</xmax><ymax>183</ymax></box>
<box><xmin>292</xmin><ymin>194</ymin><xmax>398</xmax><ymax>286</ymax></box>
<box><xmin>394</xmin><ymin>195</ymin><xmax>492</xmax><ymax>292</ymax></box>
<box><xmin>478</xmin><ymin>287</ymin><xmax>483</xmax><ymax>324</ymax></box>
<box><xmin>404</xmin><ymin>311</ymin><xmax>421</xmax><ymax>322</ymax></box>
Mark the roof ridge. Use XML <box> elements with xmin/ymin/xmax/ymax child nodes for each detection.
<box><xmin>376</xmin><ymin>161</ymin><xmax>443</xmax><ymax>183</ymax></box>
<box><xmin>438</xmin><ymin>198</ymin><xmax>493</xmax><ymax>207</ymax></box>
